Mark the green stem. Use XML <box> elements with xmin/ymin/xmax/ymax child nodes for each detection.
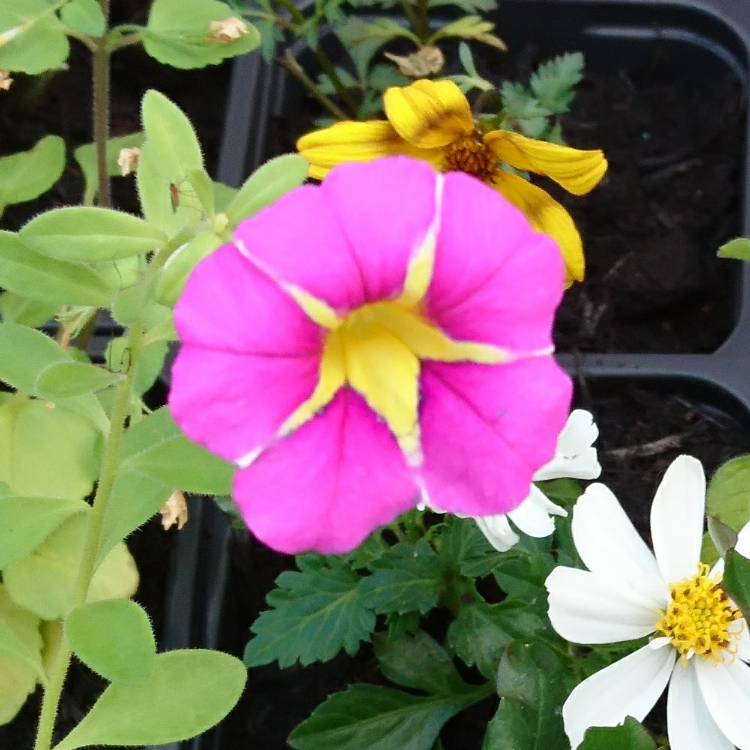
<box><xmin>278</xmin><ymin>50</ymin><xmax>348</xmax><ymax>121</ymax></box>
<box><xmin>33</xmin><ymin>628</ymin><xmax>71</xmax><ymax>750</ymax></box>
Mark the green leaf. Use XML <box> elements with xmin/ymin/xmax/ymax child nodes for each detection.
<box><xmin>0</xmin><ymin>0</ymin><xmax>70</xmax><ymax>74</ymax></box>
<box><xmin>226</xmin><ymin>154</ymin><xmax>309</xmax><ymax>225</ymax></box>
<box><xmin>60</xmin><ymin>0</ymin><xmax>105</xmax><ymax>36</ymax></box>
<box><xmin>0</xmin><ymin>292</ymin><xmax>58</xmax><ymax>327</ymax></box>
<box><xmin>718</xmin><ymin>237</ymin><xmax>750</xmax><ymax>262</ymax></box>
<box><xmin>0</xmin><ymin>136</ymin><xmax>65</xmax><ymax>208</ymax></box>
<box><xmin>156</xmin><ymin>231</ymin><xmax>222</xmax><ymax>306</ymax></box>
<box><xmin>493</xmin><ymin>553</ymin><xmax>555</xmax><ymax>601</ymax></box>
<box><xmin>0</xmin><ymin>398</ymin><xmax>100</xmax><ymax>500</ymax></box>
<box><xmin>55</xmin><ymin>649</ymin><xmax>246</xmax><ymax>749</ymax></box>
<box><xmin>0</xmin><ymin>495</ymin><xmax>88</xmax><ymax>569</ymax></box>
<box><xmin>335</xmin><ymin>17</ymin><xmax>417</xmax><ymax>77</ymax></box>
<box><xmin>430</xmin><ymin>15</ymin><xmax>505</xmax><ymax>51</ymax></box>
<box><xmin>65</xmin><ymin>600</ymin><xmax>156</xmax><ymax>683</ymax></box>
<box><xmin>529</xmin><ymin>52</ymin><xmax>584</xmax><ymax>114</ymax></box>
<box><xmin>482</xmin><ymin>642</ymin><xmax>570</xmax><ymax>750</ymax></box>
<box><xmin>578</xmin><ymin>718</ymin><xmax>657</xmax><ymax>749</ymax></box>
<box><xmin>447</xmin><ymin>599</ymin><xmax>548</xmax><ymax>680</ymax></box>
<box><xmin>374</xmin><ymin>630</ymin><xmax>469</xmax><ymax>696</ymax></box>
<box><xmin>35</xmin><ymin>361</ymin><xmax>122</xmax><ymax>398</ymax></box>
<box><xmin>143</xmin><ymin>0</ymin><xmax>259</xmax><ymax>70</ymax></box>
<box><xmin>186</xmin><ymin>167</ymin><xmax>215</xmax><ymax>215</ymax></box>
<box><xmin>0</xmin><ymin>584</ymin><xmax>41</xmax><ymax>724</ymax></box>
<box><xmin>724</xmin><ymin>549</ymin><xmax>750</xmax><ymax>622</ymax></box>
<box><xmin>360</xmin><ymin>540</ymin><xmax>443</xmax><ymax>615</ymax></box>
<box><xmin>120</xmin><ymin>406</ymin><xmax>233</xmax><ymax>494</ymax></box>
<box><xmin>244</xmin><ymin>555</ymin><xmax>375</xmax><ymax>668</ymax></box>
<box><xmin>4</xmin><ymin>511</ymin><xmax>138</xmax><ymax>620</ymax></box>
<box><xmin>707</xmin><ymin>455</ymin><xmax>750</xmax><ymax>533</ymax></box>
<box><xmin>74</xmin><ymin>132</ymin><xmax>144</xmax><ymax>205</ymax></box>
<box><xmin>289</xmin><ymin>683</ymin><xmax>484</xmax><ymax>750</ymax></box>
<box><xmin>0</xmin><ymin>231</ymin><xmax>115</xmax><ymax>308</ymax></box>
<box><xmin>708</xmin><ymin>515</ymin><xmax>738</xmax><ymax>557</ymax></box>
<box><xmin>20</xmin><ymin>206</ymin><xmax>167</xmax><ymax>262</ymax></box>
<box><xmin>438</xmin><ymin>515</ymin><xmax>496</xmax><ymax>577</ymax></box>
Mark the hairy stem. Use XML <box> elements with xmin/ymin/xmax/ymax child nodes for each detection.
<box><xmin>92</xmin><ymin>0</ymin><xmax>111</xmax><ymax>208</ymax></box>
<box><xmin>278</xmin><ymin>49</ymin><xmax>348</xmax><ymax>121</ymax></box>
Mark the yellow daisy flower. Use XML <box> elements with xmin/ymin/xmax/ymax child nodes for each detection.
<box><xmin>297</xmin><ymin>79</ymin><xmax>608</xmax><ymax>285</ymax></box>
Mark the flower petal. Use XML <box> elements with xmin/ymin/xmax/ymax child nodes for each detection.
<box><xmin>562</xmin><ymin>643</ymin><xmax>676</xmax><ymax>749</ymax></box>
<box><xmin>546</xmin><ymin>567</ymin><xmax>660</xmax><ymax>644</ymax></box>
<box><xmin>493</xmin><ymin>169</ymin><xmax>584</xmax><ymax>286</ymax></box>
<box><xmin>425</xmin><ymin>170</ymin><xmax>565</xmax><ymax>353</ymax></box>
<box><xmin>419</xmin><ymin>358</ymin><xmax>572</xmax><ymax>517</ymax></box>
<box><xmin>572</xmin><ymin>483</ymin><xmax>667</xmax><ymax>608</ymax></box>
<box><xmin>650</xmin><ymin>455</ymin><xmax>706</xmax><ymax>584</ymax></box>
<box><xmin>668</xmin><ymin>662</ymin><xmax>734</xmax><ymax>750</ymax></box>
<box><xmin>170</xmin><ymin>244</ymin><xmax>325</xmax><ymax>462</ymax></box>
<box><xmin>384</xmin><ymin>79</ymin><xmax>473</xmax><ymax>148</ymax></box>
<box><xmin>695</xmin><ymin>657</ymin><xmax>750</xmax><ymax>749</ymax></box>
<box><xmin>534</xmin><ymin>409</ymin><xmax>601</xmax><ymax>481</ymax></box>
<box><xmin>485</xmin><ymin>129</ymin><xmax>607</xmax><ymax>195</ymax></box>
<box><xmin>508</xmin><ymin>489</ymin><xmax>556</xmax><ymax>537</ymax></box>
<box><xmin>528</xmin><ymin>486</ymin><xmax>567</xmax><ymax>517</ymax></box>
<box><xmin>235</xmin><ymin>159</ymin><xmax>440</xmax><ymax>313</ymax></box>
<box><xmin>296</xmin><ymin>120</ymin><xmax>443</xmax><ymax>180</ymax></box>
<box><xmin>475</xmin><ymin>515</ymin><xmax>519</xmax><ymax>552</ymax></box>
<box><xmin>736</xmin><ymin>519</ymin><xmax>750</xmax><ymax>558</ymax></box>
<box><xmin>233</xmin><ymin>388</ymin><xmax>417</xmax><ymax>554</ymax></box>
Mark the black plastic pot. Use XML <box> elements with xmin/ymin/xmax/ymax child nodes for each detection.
<box><xmin>156</xmin><ymin>1</ymin><xmax>750</xmax><ymax>747</ymax></box>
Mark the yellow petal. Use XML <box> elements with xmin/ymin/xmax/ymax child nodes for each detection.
<box><xmin>296</xmin><ymin>120</ymin><xmax>442</xmax><ymax>180</ymax></box>
<box><xmin>493</xmin><ymin>170</ymin><xmax>585</xmax><ymax>286</ymax></box>
<box><xmin>485</xmin><ymin>130</ymin><xmax>607</xmax><ymax>196</ymax></box>
<box><xmin>384</xmin><ymin>79</ymin><xmax>473</xmax><ymax>149</ymax></box>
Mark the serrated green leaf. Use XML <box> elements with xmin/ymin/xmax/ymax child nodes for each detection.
<box><xmin>335</xmin><ymin>17</ymin><xmax>417</xmax><ymax>77</ymax></box>
<box><xmin>579</xmin><ymin>718</ymin><xmax>657</xmax><ymax>749</ymax></box>
<box><xmin>438</xmin><ymin>515</ymin><xmax>496</xmax><ymax>577</ymax></box>
<box><xmin>54</xmin><ymin>649</ymin><xmax>246</xmax><ymax>749</ymax></box>
<box><xmin>20</xmin><ymin>206</ymin><xmax>166</xmax><ymax>262</ymax></box>
<box><xmin>724</xmin><ymin>548</ymin><xmax>750</xmax><ymax>622</ymax></box>
<box><xmin>429</xmin><ymin>16</ymin><xmax>505</xmax><ymax>51</ymax></box>
<box><xmin>74</xmin><ymin>132</ymin><xmax>144</xmax><ymax>205</ymax></box>
<box><xmin>718</xmin><ymin>237</ymin><xmax>750</xmax><ymax>262</ymax></box>
<box><xmin>65</xmin><ymin>600</ymin><xmax>156</xmax><ymax>683</ymax></box>
<box><xmin>60</xmin><ymin>0</ymin><xmax>105</xmax><ymax>37</ymax></box>
<box><xmin>707</xmin><ymin>455</ymin><xmax>750</xmax><ymax>534</ymax></box>
<box><xmin>35</xmin><ymin>361</ymin><xmax>122</xmax><ymax>398</ymax></box>
<box><xmin>0</xmin><ymin>136</ymin><xmax>65</xmax><ymax>208</ymax></box>
<box><xmin>244</xmin><ymin>555</ymin><xmax>375</xmax><ymax>668</ymax></box>
<box><xmin>374</xmin><ymin>630</ymin><xmax>469</xmax><ymax>696</ymax></box>
<box><xmin>493</xmin><ymin>553</ymin><xmax>555</xmax><ymax>601</ymax></box>
<box><xmin>360</xmin><ymin>540</ymin><xmax>443</xmax><ymax>615</ymax></box>
<box><xmin>120</xmin><ymin>406</ymin><xmax>233</xmax><ymax>494</ymax></box>
<box><xmin>4</xmin><ymin>511</ymin><xmax>138</xmax><ymax>620</ymax></box>
<box><xmin>0</xmin><ymin>0</ymin><xmax>69</xmax><ymax>74</ymax></box>
<box><xmin>0</xmin><ymin>495</ymin><xmax>88</xmax><ymax>569</ymax></box>
<box><xmin>0</xmin><ymin>231</ymin><xmax>115</xmax><ymax>308</ymax></box>
<box><xmin>289</xmin><ymin>683</ymin><xmax>486</xmax><ymax>750</ymax></box>
<box><xmin>529</xmin><ymin>52</ymin><xmax>584</xmax><ymax>114</ymax></box>
<box><xmin>226</xmin><ymin>154</ymin><xmax>309</xmax><ymax>225</ymax></box>
<box><xmin>143</xmin><ymin>0</ymin><xmax>260</xmax><ymax>70</ymax></box>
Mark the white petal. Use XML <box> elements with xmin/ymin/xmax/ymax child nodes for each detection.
<box><xmin>651</xmin><ymin>455</ymin><xmax>705</xmax><ymax>584</ymax></box>
<box><xmin>734</xmin><ymin>620</ymin><xmax>750</xmax><ymax>662</ymax></box>
<box><xmin>563</xmin><ymin>643</ymin><xmax>676</xmax><ymax>749</ymax></box>
<box><xmin>534</xmin><ymin>409</ymin><xmax>601</xmax><ymax>481</ymax></box>
<box><xmin>668</xmin><ymin>661</ymin><xmax>733</xmax><ymax>750</ymax></box>
<box><xmin>736</xmin><ymin>519</ymin><xmax>750</xmax><ymax>559</ymax></box>
<box><xmin>572</xmin><ymin>483</ymin><xmax>667</xmax><ymax>608</ymax></box>
<box><xmin>695</xmin><ymin>657</ymin><xmax>750</xmax><ymax>748</ymax></box>
<box><xmin>475</xmin><ymin>515</ymin><xmax>519</xmax><ymax>552</ymax></box>
<box><xmin>545</xmin><ymin>566</ymin><xmax>660</xmax><ymax>644</ymax></box>
<box><xmin>529</xmin><ymin>487</ymin><xmax>568</xmax><ymax>517</ymax></box>
<box><xmin>508</xmin><ymin>489</ymin><xmax>556</xmax><ymax>538</ymax></box>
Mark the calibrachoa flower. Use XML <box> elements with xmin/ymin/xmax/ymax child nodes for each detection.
<box><xmin>545</xmin><ymin>455</ymin><xmax>750</xmax><ymax>750</ymax></box>
<box><xmin>296</xmin><ymin>79</ymin><xmax>607</xmax><ymax>285</ymax></box>
<box><xmin>474</xmin><ymin>409</ymin><xmax>601</xmax><ymax>551</ymax></box>
<box><xmin>169</xmin><ymin>157</ymin><xmax>572</xmax><ymax>553</ymax></box>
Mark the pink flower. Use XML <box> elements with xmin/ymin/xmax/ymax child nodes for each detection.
<box><xmin>169</xmin><ymin>157</ymin><xmax>572</xmax><ymax>554</ymax></box>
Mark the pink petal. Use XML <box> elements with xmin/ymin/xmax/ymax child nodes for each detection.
<box><xmin>234</xmin><ymin>158</ymin><xmax>438</xmax><ymax>312</ymax></box>
<box><xmin>419</xmin><ymin>358</ymin><xmax>572</xmax><ymax>516</ymax></box>
<box><xmin>425</xmin><ymin>171</ymin><xmax>564</xmax><ymax>351</ymax></box>
<box><xmin>170</xmin><ymin>243</ymin><xmax>323</xmax><ymax>463</ymax></box>
<box><xmin>233</xmin><ymin>388</ymin><xmax>418</xmax><ymax>554</ymax></box>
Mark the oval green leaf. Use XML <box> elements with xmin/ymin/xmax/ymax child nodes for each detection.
<box><xmin>65</xmin><ymin>600</ymin><xmax>156</xmax><ymax>683</ymax></box>
<box><xmin>707</xmin><ymin>455</ymin><xmax>750</xmax><ymax>533</ymax></box>
<box><xmin>55</xmin><ymin>649</ymin><xmax>247</xmax><ymax>749</ymax></box>
<box><xmin>0</xmin><ymin>136</ymin><xmax>66</xmax><ymax>207</ymax></box>
<box><xmin>35</xmin><ymin>361</ymin><xmax>122</xmax><ymax>398</ymax></box>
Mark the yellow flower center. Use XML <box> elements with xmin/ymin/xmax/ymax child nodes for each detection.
<box><xmin>443</xmin><ymin>134</ymin><xmax>499</xmax><ymax>182</ymax></box>
<box><xmin>655</xmin><ymin>564</ymin><xmax>744</xmax><ymax>663</ymax></box>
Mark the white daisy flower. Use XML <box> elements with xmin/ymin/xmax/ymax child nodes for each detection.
<box><xmin>545</xmin><ymin>454</ymin><xmax>750</xmax><ymax>750</ymax></box>
<box><xmin>474</xmin><ymin>409</ymin><xmax>601</xmax><ymax>551</ymax></box>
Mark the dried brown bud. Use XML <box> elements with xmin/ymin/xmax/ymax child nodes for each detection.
<box><xmin>160</xmin><ymin>491</ymin><xmax>189</xmax><ymax>531</ymax></box>
<box><xmin>385</xmin><ymin>46</ymin><xmax>445</xmax><ymax>78</ymax></box>
<box><xmin>0</xmin><ymin>70</ymin><xmax>13</xmax><ymax>92</ymax></box>
<box><xmin>117</xmin><ymin>147</ymin><xmax>141</xmax><ymax>177</ymax></box>
<box><xmin>209</xmin><ymin>18</ymin><xmax>249</xmax><ymax>43</ymax></box>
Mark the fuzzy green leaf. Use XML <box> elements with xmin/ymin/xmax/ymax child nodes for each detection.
<box><xmin>55</xmin><ymin>649</ymin><xmax>246</xmax><ymax>749</ymax></box>
<box><xmin>0</xmin><ymin>293</ymin><xmax>57</xmax><ymax>327</ymax></box>
<box><xmin>244</xmin><ymin>555</ymin><xmax>375</xmax><ymax>668</ymax></box>
<box><xmin>0</xmin><ymin>0</ymin><xmax>69</xmax><ymax>74</ymax></box>
<box><xmin>60</xmin><ymin>0</ymin><xmax>105</xmax><ymax>36</ymax></box>
<box><xmin>718</xmin><ymin>237</ymin><xmax>750</xmax><ymax>262</ymax></box>
<box><xmin>0</xmin><ymin>136</ymin><xmax>65</xmax><ymax>208</ymax></box>
<box><xmin>74</xmin><ymin>132</ymin><xmax>144</xmax><ymax>205</ymax></box>
<box><xmin>578</xmin><ymin>718</ymin><xmax>657</xmax><ymax>749</ymax></box>
<box><xmin>156</xmin><ymin>231</ymin><xmax>222</xmax><ymax>306</ymax></box>
<box><xmin>35</xmin><ymin>361</ymin><xmax>122</xmax><ymax>398</ymax></box>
